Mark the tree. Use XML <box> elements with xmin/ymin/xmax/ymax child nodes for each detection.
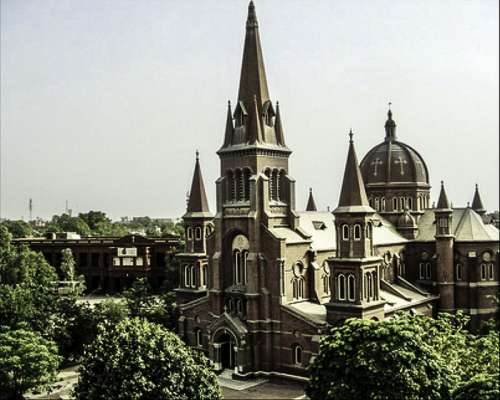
<box><xmin>453</xmin><ymin>374</ymin><xmax>499</xmax><ymax>400</ymax></box>
<box><xmin>60</xmin><ymin>248</ymin><xmax>76</xmax><ymax>281</ymax></box>
<box><xmin>307</xmin><ymin>314</ymin><xmax>459</xmax><ymax>400</ymax></box>
<box><xmin>47</xmin><ymin>214</ymin><xmax>91</xmax><ymax>237</ymax></box>
<box><xmin>0</xmin><ymin>220</ymin><xmax>32</xmax><ymax>239</ymax></box>
<box><xmin>0</xmin><ymin>326</ymin><xmax>61</xmax><ymax>400</ymax></box>
<box><xmin>74</xmin><ymin>318</ymin><xmax>221</xmax><ymax>400</ymax></box>
<box><xmin>0</xmin><ymin>225</ymin><xmax>12</xmax><ymax>248</ymax></box>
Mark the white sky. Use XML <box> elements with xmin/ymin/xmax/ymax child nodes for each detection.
<box><xmin>1</xmin><ymin>0</ymin><xmax>498</xmax><ymax>220</ymax></box>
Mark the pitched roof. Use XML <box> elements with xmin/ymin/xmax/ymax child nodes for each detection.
<box><xmin>306</xmin><ymin>188</ymin><xmax>318</xmax><ymax>211</ymax></box>
<box><xmin>436</xmin><ymin>181</ymin><xmax>451</xmax><ymax>209</ymax></box>
<box><xmin>186</xmin><ymin>152</ymin><xmax>211</xmax><ymax>216</ymax></box>
<box><xmin>335</xmin><ymin>133</ymin><xmax>373</xmax><ymax>213</ymax></box>
<box><xmin>237</xmin><ymin>1</ymin><xmax>270</xmax><ymax>112</ymax></box>
<box><xmin>471</xmin><ymin>184</ymin><xmax>486</xmax><ymax>213</ymax></box>
<box><xmin>416</xmin><ymin>208</ymin><xmax>499</xmax><ymax>242</ymax></box>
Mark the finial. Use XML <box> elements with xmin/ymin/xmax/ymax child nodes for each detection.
<box><xmin>475</xmin><ymin>183</ymin><xmax>478</xmax><ymax>190</ymax></box>
<box><xmin>441</xmin><ymin>180</ymin><xmax>444</xmax><ymax>186</ymax></box>
<box><xmin>309</xmin><ymin>187</ymin><xmax>312</xmax><ymax>193</ymax></box>
<box><xmin>247</xmin><ymin>0</ymin><xmax>258</xmax><ymax>29</ymax></box>
<box><xmin>276</xmin><ymin>100</ymin><xmax>280</xmax><ymax>107</ymax></box>
<box><xmin>388</xmin><ymin>101</ymin><xmax>392</xmax><ymax>110</ymax></box>
<box><xmin>348</xmin><ymin>129</ymin><xmax>353</xmax><ymax>143</ymax></box>
<box><xmin>195</xmin><ymin>150</ymin><xmax>199</xmax><ymax>161</ymax></box>
<box><xmin>227</xmin><ymin>100</ymin><xmax>231</xmax><ymax>107</ymax></box>
<box><xmin>467</xmin><ymin>201</ymin><xmax>470</xmax><ymax>207</ymax></box>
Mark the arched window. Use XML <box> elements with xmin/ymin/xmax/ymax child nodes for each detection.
<box><xmin>381</xmin><ymin>197</ymin><xmax>386</xmax><ymax>211</ymax></box>
<box><xmin>292</xmin><ymin>277</ymin><xmax>305</xmax><ymax>300</ymax></box>
<box><xmin>227</xmin><ymin>170</ymin><xmax>236</xmax><ymax>202</ymax></box>
<box><xmin>354</xmin><ymin>224</ymin><xmax>362</xmax><ymax>241</ymax></box>
<box><xmin>272</xmin><ymin>169</ymin><xmax>279</xmax><ymax>201</ymax></box>
<box><xmin>455</xmin><ymin>263</ymin><xmax>462</xmax><ymax>281</ymax></box>
<box><xmin>374</xmin><ymin>197</ymin><xmax>380</xmax><ymax>211</ymax></box>
<box><xmin>190</xmin><ymin>265</ymin><xmax>196</xmax><ymax>288</ymax></box>
<box><xmin>279</xmin><ymin>170</ymin><xmax>287</xmax><ymax>202</ymax></box>
<box><xmin>236</xmin><ymin>298</ymin><xmax>242</xmax><ymax>314</ymax></box>
<box><xmin>195</xmin><ymin>227</ymin><xmax>202</xmax><ymax>240</ymax></box>
<box><xmin>365</xmin><ymin>223</ymin><xmax>371</xmax><ymax>239</ymax></box>
<box><xmin>338</xmin><ymin>274</ymin><xmax>346</xmax><ymax>300</ymax></box>
<box><xmin>371</xmin><ymin>271</ymin><xmax>377</xmax><ymax>298</ymax></box>
<box><xmin>244</xmin><ymin>168</ymin><xmax>251</xmax><ymax>201</ymax></box>
<box><xmin>393</xmin><ymin>197</ymin><xmax>398</xmax><ymax>211</ymax></box>
<box><xmin>195</xmin><ymin>329</ymin><xmax>202</xmax><ymax>347</ymax></box>
<box><xmin>399</xmin><ymin>197</ymin><xmax>404</xmax><ymax>211</ymax></box>
<box><xmin>201</xmin><ymin>264</ymin><xmax>207</xmax><ymax>287</ymax></box>
<box><xmin>480</xmin><ymin>263</ymin><xmax>487</xmax><ymax>280</ymax></box>
<box><xmin>488</xmin><ymin>263</ymin><xmax>494</xmax><ymax>280</ymax></box>
<box><xmin>407</xmin><ymin>197</ymin><xmax>413</xmax><ymax>210</ymax></box>
<box><xmin>419</xmin><ymin>262</ymin><xmax>425</xmax><ymax>279</ymax></box>
<box><xmin>342</xmin><ymin>225</ymin><xmax>349</xmax><ymax>241</ymax></box>
<box><xmin>187</xmin><ymin>227</ymin><xmax>193</xmax><ymax>240</ymax></box>
<box><xmin>184</xmin><ymin>265</ymin><xmax>190</xmax><ymax>287</ymax></box>
<box><xmin>425</xmin><ymin>263</ymin><xmax>431</xmax><ymax>279</ymax></box>
<box><xmin>367</xmin><ymin>273</ymin><xmax>373</xmax><ymax>299</ymax></box>
<box><xmin>241</xmin><ymin>250</ymin><xmax>248</xmax><ymax>284</ymax></box>
<box><xmin>233</xmin><ymin>250</ymin><xmax>241</xmax><ymax>284</ymax></box>
<box><xmin>235</xmin><ymin>169</ymin><xmax>243</xmax><ymax>201</ymax></box>
<box><xmin>292</xmin><ymin>344</ymin><xmax>303</xmax><ymax>365</ymax></box>
<box><xmin>347</xmin><ymin>274</ymin><xmax>355</xmax><ymax>301</ymax></box>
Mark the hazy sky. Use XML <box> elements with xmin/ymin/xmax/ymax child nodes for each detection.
<box><xmin>1</xmin><ymin>0</ymin><xmax>498</xmax><ymax>221</ymax></box>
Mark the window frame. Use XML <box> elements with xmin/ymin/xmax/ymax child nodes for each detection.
<box><xmin>342</xmin><ymin>224</ymin><xmax>349</xmax><ymax>241</ymax></box>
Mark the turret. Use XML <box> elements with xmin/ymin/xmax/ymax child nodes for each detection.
<box><xmin>434</xmin><ymin>181</ymin><xmax>455</xmax><ymax>313</ymax></box>
<box><xmin>326</xmin><ymin>131</ymin><xmax>385</xmax><ymax>323</ymax></box>
<box><xmin>471</xmin><ymin>184</ymin><xmax>486</xmax><ymax>217</ymax></box>
<box><xmin>306</xmin><ymin>188</ymin><xmax>318</xmax><ymax>211</ymax></box>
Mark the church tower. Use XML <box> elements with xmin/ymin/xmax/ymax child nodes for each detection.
<box><xmin>176</xmin><ymin>151</ymin><xmax>213</xmax><ymax>304</ymax></box>
<box><xmin>209</xmin><ymin>0</ymin><xmax>297</xmax><ymax>317</ymax></box>
<box><xmin>326</xmin><ymin>132</ymin><xmax>385</xmax><ymax>323</ymax></box>
<box><xmin>434</xmin><ymin>181</ymin><xmax>455</xmax><ymax>313</ymax></box>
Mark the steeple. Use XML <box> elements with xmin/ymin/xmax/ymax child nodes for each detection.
<box><xmin>436</xmin><ymin>181</ymin><xmax>451</xmax><ymax>210</ymax></box>
<box><xmin>222</xmin><ymin>101</ymin><xmax>234</xmax><ymax>147</ymax></box>
<box><xmin>471</xmin><ymin>184</ymin><xmax>486</xmax><ymax>216</ymax></box>
<box><xmin>306</xmin><ymin>188</ymin><xmax>318</xmax><ymax>211</ymax></box>
<box><xmin>384</xmin><ymin>105</ymin><xmax>397</xmax><ymax>142</ymax></box>
<box><xmin>186</xmin><ymin>151</ymin><xmax>210</xmax><ymax>216</ymax></box>
<box><xmin>238</xmin><ymin>0</ymin><xmax>270</xmax><ymax>111</ymax></box>
<box><xmin>335</xmin><ymin>131</ymin><xmax>372</xmax><ymax>213</ymax></box>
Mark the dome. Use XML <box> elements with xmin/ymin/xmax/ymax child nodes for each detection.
<box><xmin>360</xmin><ymin>110</ymin><xmax>429</xmax><ymax>187</ymax></box>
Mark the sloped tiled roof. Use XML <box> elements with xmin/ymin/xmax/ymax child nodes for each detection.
<box><xmin>416</xmin><ymin>208</ymin><xmax>499</xmax><ymax>242</ymax></box>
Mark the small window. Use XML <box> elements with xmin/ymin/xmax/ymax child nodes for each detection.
<box><xmin>323</xmin><ymin>275</ymin><xmax>330</xmax><ymax>294</ymax></box>
<box><xmin>439</xmin><ymin>218</ymin><xmax>448</xmax><ymax>228</ymax></box>
<box><xmin>195</xmin><ymin>329</ymin><xmax>202</xmax><ymax>347</ymax></box>
<box><xmin>399</xmin><ymin>197</ymin><xmax>404</xmax><ymax>211</ymax></box>
<box><xmin>381</xmin><ymin>197</ymin><xmax>386</xmax><ymax>211</ymax></box>
<box><xmin>407</xmin><ymin>197</ymin><xmax>413</xmax><ymax>210</ymax></box>
<box><xmin>488</xmin><ymin>263</ymin><xmax>494</xmax><ymax>280</ymax></box>
<box><xmin>292</xmin><ymin>344</ymin><xmax>302</xmax><ymax>365</ymax></box>
<box><xmin>195</xmin><ymin>227</ymin><xmax>202</xmax><ymax>240</ymax></box>
<box><xmin>187</xmin><ymin>227</ymin><xmax>193</xmax><ymax>240</ymax></box>
<box><xmin>184</xmin><ymin>265</ymin><xmax>191</xmax><ymax>287</ymax></box>
<box><xmin>354</xmin><ymin>224</ymin><xmax>362</xmax><ymax>240</ymax></box>
<box><xmin>374</xmin><ymin>198</ymin><xmax>380</xmax><ymax>212</ymax></box>
<box><xmin>480</xmin><ymin>263</ymin><xmax>487</xmax><ymax>280</ymax></box>
<box><xmin>202</xmin><ymin>265</ymin><xmax>207</xmax><ymax>287</ymax></box>
<box><xmin>190</xmin><ymin>265</ymin><xmax>196</xmax><ymax>288</ymax></box>
<box><xmin>419</xmin><ymin>262</ymin><xmax>425</xmax><ymax>279</ymax></box>
<box><xmin>455</xmin><ymin>263</ymin><xmax>462</xmax><ymax>281</ymax></box>
<box><xmin>393</xmin><ymin>198</ymin><xmax>398</xmax><ymax>211</ymax></box>
<box><xmin>425</xmin><ymin>263</ymin><xmax>431</xmax><ymax>279</ymax></box>
<box><xmin>347</xmin><ymin>274</ymin><xmax>355</xmax><ymax>301</ymax></box>
<box><xmin>342</xmin><ymin>225</ymin><xmax>349</xmax><ymax>241</ymax></box>
<box><xmin>338</xmin><ymin>274</ymin><xmax>346</xmax><ymax>300</ymax></box>
<box><xmin>312</xmin><ymin>221</ymin><xmax>327</xmax><ymax>230</ymax></box>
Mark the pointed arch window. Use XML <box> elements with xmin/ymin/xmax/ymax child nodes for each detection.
<box><xmin>292</xmin><ymin>277</ymin><xmax>305</xmax><ymax>300</ymax></box>
<box><xmin>292</xmin><ymin>344</ymin><xmax>303</xmax><ymax>365</ymax></box>
<box><xmin>342</xmin><ymin>225</ymin><xmax>349</xmax><ymax>241</ymax></box>
<box><xmin>337</xmin><ymin>274</ymin><xmax>346</xmax><ymax>300</ymax></box>
<box><xmin>347</xmin><ymin>274</ymin><xmax>355</xmax><ymax>301</ymax></box>
<box><xmin>354</xmin><ymin>224</ymin><xmax>362</xmax><ymax>241</ymax></box>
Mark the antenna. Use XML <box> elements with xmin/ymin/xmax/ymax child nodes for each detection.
<box><xmin>29</xmin><ymin>198</ymin><xmax>33</xmax><ymax>221</ymax></box>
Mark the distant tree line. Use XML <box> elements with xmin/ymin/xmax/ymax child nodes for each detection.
<box><xmin>0</xmin><ymin>210</ymin><xmax>184</xmax><ymax>240</ymax></box>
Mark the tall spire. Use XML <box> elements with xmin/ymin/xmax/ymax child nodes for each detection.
<box><xmin>237</xmin><ymin>0</ymin><xmax>270</xmax><ymax>111</ymax></box>
<box><xmin>223</xmin><ymin>101</ymin><xmax>234</xmax><ymax>147</ymax></box>
<box><xmin>384</xmin><ymin>104</ymin><xmax>397</xmax><ymax>142</ymax></box>
<box><xmin>306</xmin><ymin>188</ymin><xmax>318</xmax><ymax>211</ymax></box>
<box><xmin>186</xmin><ymin>151</ymin><xmax>210</xmax><ymax>214</ymax></box>
<box><xmin>436</xmin><ymin>181</ymin><xmax>451</xmax><ymax>209</ymax></box>
<box><xmin>471</xmin><ymin>183</ymin><xmax>486</xmax><ymax>215</ymax></box>
<box><xmin>335</xmin><ymin>131</ymin><xmax>371</xmax><ymax>212</ymax></box>
<box><xmin>247</xmin><ymin>95</ymin><xmax>264</xmax><ymax>144</ymax></box>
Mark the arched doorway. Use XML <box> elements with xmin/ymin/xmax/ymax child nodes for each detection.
<box><xmin>213</xmin><ymin>329</ymin><xmax>238</xmax><ymax>371</ymax></box>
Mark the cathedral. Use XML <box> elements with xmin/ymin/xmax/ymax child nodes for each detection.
<box><xmin>175</xmin><ymin>1</ymin><xmax>499</xmax><ymax>380</ymax></box>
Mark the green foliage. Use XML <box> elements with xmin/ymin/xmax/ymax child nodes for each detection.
<box><xmin>60</xmin><ymin>248</ymin><xmax>76</xmax><ymax>281</ymax></box>
<box><xmin>74</xmin><ymin>318</ymin><xmax>221</xmax><ymax>400</ymax></box>
<box><xmin>307</xmin><ymin>313</ymin><xmax>500</xmax><ymax>400</ymax></box>
<box><xmin>0</xmin><ymin>326</ymin><xmax>61</xmax><ymax>399</ymax></box>
<box><xmin>0</xmin><ymin>225</ymin><xmax>13</xmax><ymax>248</ymax></box>
<box><xmin>0</xmin><ymin>220</ymin><xmax>33</xmax><ymax>239</ymax></box>
<box><xmin>453</xmin><ymin>373</ymin><xmax>499</xmax><ymax>400</ymax></box>
<box><xmin>52</xmin><ymin>298</ymin><xmax>129</xmax><ymax>365</ymax></box>
<box><xmin>47</xmin><ymin>214</ymin><xmax>91</xmax><ymax>236</ymax></box>
<box><xmin>123</xmin><ymin>278</ymin><xmax>177</xmax><ymax>329</ymax></box>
